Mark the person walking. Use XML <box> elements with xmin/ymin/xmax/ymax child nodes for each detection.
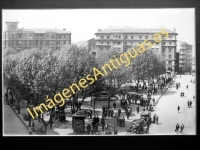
<box><xmin>180</xmin><ymin>124</ymin><xmax>184</xmax><ymax>134</ymax></box>
<box><xmin>122</xmin><ymin>117</ymin><xmax>125</xmax><ymax>127</ymax></box>
<box><xmin>187</xmin><ymin>100</ymin><xmax>190</xmax><ymax>108</ymax></box>
<box><xmin>118</xmin><ymin>108</ymin><xmax>121</xmax><ymax>117</ymax></box>
<box><xmin>186</xmin><ymin>85</ymin><xmax>188</xmax><ymax>89</ymax></box>
<box><xmin>175</xmin><ymin>123</ymin><xmax>180</xmax><ymax>133</ymax></box>
<box><xmin>101</xmin><ymin>118</ymin><xmax>105</xmax><ymax>131</ymax></box>
<box><xmin>113</xmin><ymin>103</ymin><xmax>116</xmax><ymax>110</ymax></box>
<box><xmin>32</xmin><ymin>120</ymin><xmax>35</xmax><ymax>132</ymax></box>
<box><xmin>137</xmin><ymin>106</ymin><xmax>139</xmax><ymax>114</ymax></box>
<box><xmin>190</xmin><ymin>100</ymin><xmax>192</xmax><ymax>107</ymax></box>
<box><xmin>153</xmin><ymin>114</ymin><xmax>156</xmax><ymax>124</ymax></box>
<box><xmin>156</xmin><ymin>115</ymin><xmax>159</xmax><ymax>125</ymax></box>
<box><xmin>86</xmin><ymin>124</ymin><xmax>91</xmax><ymax>135</ymax></box>
<box><xmin>178</xmin><ymin>105</ymin><xmax>180</xmax><ymax>113</ymax></box>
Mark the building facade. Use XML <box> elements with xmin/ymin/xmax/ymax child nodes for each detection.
<box><xmin>94</xmin><ymin>27</ymin><xmax>178</xmax><ymax>72</ymax></box>
<box><xmin>3</xmin><ymin>21</ymin><xmax>71</xmax><ymax>51</ymax></box>
<box><xmin>177</xmin><ymin>41</ymin><xmax>193</xmax><ymax>73</ymax></box>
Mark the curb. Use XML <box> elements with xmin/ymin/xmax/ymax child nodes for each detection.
<box><xmin>9</xmin><ymin>105</ymin><xmax>29</xmax><ymax>130</ymax></box>
<box><xmin>155</xmin><ymin>75</ymin><xmax>176</xmax><ymax>104</ymax></box>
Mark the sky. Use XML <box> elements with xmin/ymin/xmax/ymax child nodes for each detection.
<box><xmin>2</xmin><ymin>9</ymin><xmax>195</xmax><ymax>56</ymax></box>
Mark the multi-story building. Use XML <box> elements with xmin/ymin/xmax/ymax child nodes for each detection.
<box><xmin>94</xmin><ymin>27</ymin><xmax>178</xmax><ymax>72</ymax></box>
<box><xmin>3</xmin><ymin>21</ymin><xmax>71</xmax><ymax>51</ymax></box>
<box><xmin>177</xmin><ymin>41</ymin><xmax>193</xmax><ymax>73</ymax></box>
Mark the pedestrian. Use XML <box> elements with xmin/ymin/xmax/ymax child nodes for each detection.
<box><xmin>113</xmin><ymin>103</ymin><xmax>116</xmax><ymax>110</ymax></box>
<box><xmin>183</xmin><ymin>92</ymin><xmax>184</xmax><ymax>97</ymax></box>
<box><xmin>175</xmin><ymin>123</ymin><xmax>180</xmax><ymax>132</ymax></box>
<box><xmin>180</xmin><ymin>92</ymin><xmax>182</xmax><ymax>97</ymax></box>
<box><xmin>86</xmin><ymin>124</ymin><xmax>91</xmax><ymax>135</ymax></box>
<box><xmin>186</xmin><ymin>85</ymin><xmax>188</xmax><ymax>89</ymax></box>
<box><xmin>143</xmin><ymin>108</ymin><xmax>145</xmax><ymax>111</ymax></box>
<box><xmin>137</xmin><ymin>106</ymin><xmax>139</xmax><ymax>114</ymax></box>
<box><xmin>118</xmin><ymin>108</ymin><xmax>121</xmax><ymax>117</ymax></box>
<box><xmin>180</xmin><ymin>75</ymin><xmax>181</xmax><ymax>78</ymax></box>
<box><xmin>187</xmin><ymin>100</ymin><xmax>190</xmax><ymax>108</ymax></box>
<box><xmin>178</xmin><ymin>105</ymin><xmax>180</xmax><ymax>113</ymax></box>
<box><xmin>180</xmin><ymin>124</ymin><xmax>184</xmax><ymax>134</ymax></box>
<box><xmin>101</xmin><ymin>118</ymin><xmax>105</xmax><ymax>131</ymax></box>
<box><xmin>156</xmin><ymin>115</ymin><xmax>159</xmax><ymax>125</ymax></box>
<box><xmin>111</xmin><ymin>108</ymin><xmax>113</xmax><ymax>118</ymax></box>
<box><xmin>190</xmin><ymin>100</ymin><xmax>192</xmax><ymax>107</ymax></box>
<box><xmin>127</xmin><ymin>111</ymin><xmax>130</xmax><ymax>120</ymax></box>
<box><xmin>32</xmin><ymin>120</ymin><xmax>35</xmax><ymax>132</ymax></box>
<box><xmin>153</xmin><ymin>114</ymin><xmax>156</xmax><ymax>124</ymax></box>
<box><xmin>122</xmin><ymin>117</ymin><xmax>125</xmax><ymax>127</ymax></box>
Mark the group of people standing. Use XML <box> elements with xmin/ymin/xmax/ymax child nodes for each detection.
<box><xmin>175</xmin><ymin>123</ymin><xmax>184</xmax><ymax>134</ymax></box>
<box><xmin>102</xmin><ymin>105</ymin><xmax>114</xmax><ymax>118</ymax></box>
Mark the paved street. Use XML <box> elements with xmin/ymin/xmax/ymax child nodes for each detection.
<box><xmin>4</xmin><ymin>105</ymin><xmax>28</xmax><ymax>135</ymax></box>
<box><xmin>149</xmin><ymin>74</ymin><xmax>196</xmax><ymax>135</ymax></box>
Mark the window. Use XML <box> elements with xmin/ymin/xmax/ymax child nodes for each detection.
<box><xmin>59</xmin><ymin>35</ymin><xmax>61</xmax><ymax>39</ymax></box>
<box><xmin>118</xmin><ymin>42</ymin><xmax>120</xmax><ymax>45</ymax></box>
<box><xmin>118</xmin><ymin>48</ymin><xmax>121</xmax><ymax>51</ymax></box>
<box><xmin>168</xmin><ymin>61</ymin><xmax>172</xmax><ymax>64</ymax></box>
<box><xmin>46</xmin><ymin>41</ymin><xmax>49</xmax><ymax>45</ymax></box>
<box><xmin>169</xmin><ymin>42</ymin><xmax>172</xmax><ymax>45</ymax></box>
<box><xmin>125</xmin><ymin>42</ymin><xmax>127</xmax><ymax>45</ymax></box>
<box><xmin>169</xmin><ymin>36</ymin><xmax>172</xmax><ymax>39</ymax></box>
<box><xmin>169</xmin><ymin>54</ymin><xmax>171</xmax><ymax>59</ymax></box>
<box><xmin>63</xmin><ymin>35</ymin><xmax>66</xmax><ymax>39</ymax></box>
<box><xmin>18</xmin><ymin>41</ymin><xmax>22</xmax><ymax>45</ymax></box>
<box><xmin>64</xmin><ymin>41</ymin><xmax>66</xmax><ymax>44</ymax></box>
<box><xmin>36</xmin><ymin>41</ymin><xmax>38</xmax><ymax>45</ymax></box>
<box><xmin>40</xmin><ymin>41</ymin><xmax>43</xmax><ymax>45</ymax></box>
<box><xmin>131</xmin><ymin>42</ymin><xmax>133</xmax><ymax>45</ymax></box>
<box><xmin>107</xmin><ymin>36</ymin><xmax>110</xmax><ymax>39</ymax></box>
<box><xmin>119</xmin><ymin>35</ymin><xmax>121</xmax><ymax>39</ymax></box>
<box><xmin>101</xmin><ymin>36</ymin><xmax>104</xmax><ymax>39</ymax></box>
<box><xmin>163</xmin><ymin>42</ymin><xmax>166</xmax><ymax>45</ymax></box>
<box><xmin>169</xmin><ymin>48</ymin><xmax>172</xmax><ymax>53</ymax></box>
<box><xmin>131</xmin><ymin>36</ymin><xmax>133</xmax><ymax>39</ymax></box>
<box><xmin>101</xmin><ymin>42</ymin><xmax>103</xmax><ymax>45</ymax></box>
<box><xmin>125</xmin><ymin>36</ymin><xmax>127</xmax><ymax>39</ymax></box>
<box><xmin>139</xmin><ymin>36</ymin><xmax>142</xmax><ymax>39</ymax></box>
<box><xmin>163</xmin><ymin>54</ymin><xmax>165</xmax><ymax>58</ymax></box>
<box><xmin>107</xmin><ymin>42</ymin><xmax>109</xmax><ymax>45</ymax></box>
<box><xmin>145</xmin><ymin>36</ymin><xmax>148</xmax><ymax>39</ymax></box>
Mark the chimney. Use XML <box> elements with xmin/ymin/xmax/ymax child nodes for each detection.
<box><xmin>63</xmin><ymin>28</ymin><xmax>66</xmax><ymax>31</ymax></box>
<box><xmin>98</xmin><ymin>29</ymin><xmax>102</xmax><ymax>32</ymax></box>
<box><xmin>173</xmin><ymin>28</ymin><xmax>176</xmax><ymax>33</ymax></box>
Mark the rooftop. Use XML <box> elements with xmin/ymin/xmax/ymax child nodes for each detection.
<box><xmin>17</xmin><ymin>28</ymin><xmax>71</xmax><ymax>34</ymax></box>
<box><xmin>95</xmin><ymin>28</ymin><xmax>178</xmax><ymax>35</ymax></box>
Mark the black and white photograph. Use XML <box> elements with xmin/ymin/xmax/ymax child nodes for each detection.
<box><xmin>2</xmin><ymin>8</ymin><xmax>196</xmax><ymax>136</ymax></box>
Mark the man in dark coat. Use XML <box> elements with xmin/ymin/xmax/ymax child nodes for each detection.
<box><xmin>153</xmin><ymin>114</ymin><xmax>156</xmax><ymax>124</ymax></box>
<box><xmin>187</xmin><ymin>100</ymin><xmax>190</xmax><ymax>108</ymax></box>
<box><xmin>122</xmin><ymin>117</ymin><xmax>125</xmax><ymax>127</ymax></box>
<box><xmin>186</xmin><ymin>85</ymin><xmax>188</xmax><ymax>89</ymax></box>
<box><xmin>175</xmin><ymin>123</ymin><xmax>180</xmax><ymax>132</ymax></box>
<box><xmin>118</xmin><ymin>108</ymin><xmax>121</xmax><ymax>117</ymax></box>
<box><xmin>113</xmin><ymin>103</ymin><xmax>116</xmax><ymax>110</ymax></box>
<box><xmin>178</xmin><ymin>105</ymin><xmax>180</xmax><ymax>113</ymax></box>
<box><xmin>137</xmin><ymin>106</ymin><xmax>139</xmax><ymax>114</ymax></box>
<box><xmin>180</xmin><ymin>124</ymin><xmax>184</xmax><ymax>134</ymax></box>
<box><xmin>101</xmin><ymin>118</ymin><xmax>105</xmax><ymax>131</ymax></box>
<box><xmin>32</xmin><ymin>120</ymin><xmax>35</xmax><ymax>132</ymax></box>
<box><xmin>86</xmin><ymin>124</ymin><xmax>91</xmax><ymax>135</ymax></box>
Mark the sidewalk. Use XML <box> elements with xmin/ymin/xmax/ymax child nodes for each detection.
<box><xmin>9</xmin><ymin>75</ymin><xmax>175</xmax><ymax>135</ymax></box>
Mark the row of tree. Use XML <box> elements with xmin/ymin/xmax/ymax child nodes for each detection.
<box><xmin>3</xmin><ymin>44</ymin><xmax>166</xmax><ymax>134</ymax></box>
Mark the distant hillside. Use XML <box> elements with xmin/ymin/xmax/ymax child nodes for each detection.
<box><xmin>75</xmin><ymin>41</ymin><xmax>88</xmax><ymax>47</ymax></box>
